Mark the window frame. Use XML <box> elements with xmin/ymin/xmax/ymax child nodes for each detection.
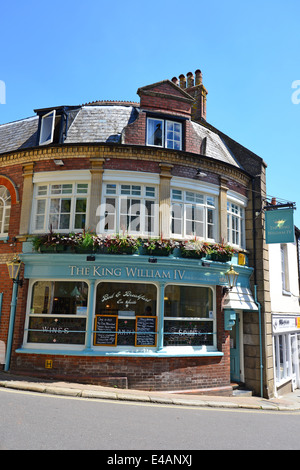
<box><xmin>31</xmin><ymin>181</ymin><xmax>90</xmax><ymax>233</ymax></box>
<box><xmin>23</xmin><ymin>279</ymin><xmax>90</xmax><ymax>350</ymax></box>
<box><xmin>146</xmin><ymin>117</ymin><xmax>183</xmax><ymax>151</ymax></box>
<box><xmin>0</xmin><ymin>185</ymin><xmax>11</xmax><ymax>237</ymax></box>
<box><xmin>281</xmin><ymin>244</ymin><xmax>290</xmax><ymax>294</ymax></box>
<box><xmin>39</xmin><ymin>110</ymin><xmax>56</xmax><ymax>146</ymax></box>
<box><xmin>163</xmin><ymin>283</ymin><xmax>216</xmax><ymax>350</ymax></box>
<box><xmin>170</xmin><ymin>188</ymin><xmax>217</xmax><ymax>241</ymax></box>
<box><xmin>100</xmin><ymin>182</ymin><xmax>159</xmax><ymax>237</ymax></box>
<box><xmin>227</xmin><ymin>196</ymin><xmax>246</xmax><ymax>249</ymax></box>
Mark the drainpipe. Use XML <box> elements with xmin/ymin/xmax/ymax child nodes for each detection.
<box><xmin>0</xmin><ymin>293</ymin><xmax>3</xmax><ymax>323</ymax></box>
<box><xmin>254</xmin><ymin>285</ymin><xmax>263</xmax><ymax>397</ymax></box>
<box><xmin>4</xmin><ymin>280</ymin><xmax>19</xmax><ymax>371</ymax></box>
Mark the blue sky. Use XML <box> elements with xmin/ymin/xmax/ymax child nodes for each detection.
<box><xmin>1</xmin><ymin>0</ymin><xmax>300</xmax><ymax>227</ymax></box>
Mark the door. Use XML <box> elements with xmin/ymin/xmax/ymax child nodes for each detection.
<box><xmin>291</xmin><ymin>334</ymin><xmax>300</xmax><ymax>390</ymax></box>
<box><xmin>230</xmin><ymin>313</ymin><xmax>240</xmax><ymax>382</ymax></box>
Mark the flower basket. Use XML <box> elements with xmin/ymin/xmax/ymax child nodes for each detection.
<box><xmin>180</xmin><ymin>249</ymin><xmax>206</xmax><ymax>259</ymax></box>
<box><xmin>104</xmin><ymin>234</ymin><xmax>141</xmax><ymax>255</ymax></box>
<box><xmin>143</xmin><ymin>238</ymin><xmax>176</xmax><ymax>256</ymax></box>
<box><xmin>207</xmin><ymin>253</ymin><xmax>232</xmax><ymax>262</ymax></box>
<box><xmin>206</xmin><ymin>242</ymin><xmax>237</xmax><ymax>262</ymax></box>
<box><xmin>179</xmin><ymin>239</ymin><xmax>209</xmax><ymax>259</ymax></box>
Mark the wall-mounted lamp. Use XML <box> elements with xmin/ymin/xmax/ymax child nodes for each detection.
<box><xmin>6</xmin><ymin>256</ymin><xmax>23</xmax><ymax>287</ymax></box>
<box><xmin>223</xmin><ymin>265</ymin><xmax>239</xmax><ymax>295</ymax></box>
<box><xmin>196</xmin><ymin>168</ymin><xmax>207</xmax><ymax>177</ymax></box>
<box><xmin>54</xmin><ymin>159</ymin><xmax>64</xmax><ymax>166</ymax></box>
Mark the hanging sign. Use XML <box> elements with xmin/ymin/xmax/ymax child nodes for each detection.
<box><xmin>265</xmin><ymin>208</ymin><xmax>295</xmax><ymax>244</ymax></box>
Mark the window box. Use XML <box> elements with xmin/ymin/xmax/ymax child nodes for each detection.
<box><xmin>207</xmin><ymin>253</ymin><xmax>232</xmax><ymax>262</ymax></box>
<box><xmin>206</xmin><ymin>242</ymin><xmax>237</xmax><ymax>262</ymax></box>
<box><xmin>179</xmin><ymin>239</ymin><xmax>209</xmax><ymax>259</ymax></box>
<box><xmin>103</xmin><ymin>233</ymin><xmax>141</xmax><ymax>255</ymax></box>
<box><xmin>143</xmin><ymin>237</ymin><xmax>177</xmax><ymax>256</ymax></box>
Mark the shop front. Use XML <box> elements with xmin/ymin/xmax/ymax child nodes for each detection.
<box><xmin>272</xmin><ymin>314</ymin><xmax>300</xmax><ymax>396</ymax></box>
<box><xmin>12</xmin><ymin>252</ymin><xmax>255</xmax><ymax>392</ymax></box>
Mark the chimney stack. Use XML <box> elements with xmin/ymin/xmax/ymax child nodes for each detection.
<box><xmin>173</xmin><ymin>69</ymin><xmax>208</xmax><ymax>121</ymax></box>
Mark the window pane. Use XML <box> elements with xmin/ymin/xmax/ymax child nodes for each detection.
<box><xmin>30</xmin><ymin>281</ymin><xmax>88</xmax><ymax>315</ymax></box>
<box><xmin>51</xmin><ymin>185</ymin><xmax>62</xmax><ymax>195</ymax></box>
<box><xmin>59</xmin><ymin>214</ymin><xmax>70</xmax><ymax>229</ymax></box>
<box><xmin>172</xmin><ymin>189</ymin><xmax>182</xmax><ymax>201</ymax></box>
<box><xmin>145</xmin><ymin>186</ymin><xmax>155</xmax><ymax>198</ymax></box>
<box><xmin>28</xmin><ymin>281</ymin><xmax>88</xmax><ymax>345</ymax></box>
<box><xmin>106</xmin><ymin>184</ymin><xmax>116</xmax><ymax>195</ymax></box>
<box><xmin>171</xmin><ymin>203</ymin><xmax>182</xmax><ymax>235</ymax></box>
<box><xmin>164</xmin><ymin>285</ymin><xmax>213</xmax><ymax>318</ymax></box>
<box><xmin>147</xmin><ymin>118</ymin><xmax>163</xmax><ymax>147</ymax></box>
<box><xmin>39</xmin><ymin>111</ymin><xmax>55</xmax><ymax>145</ymax></box>
<box><xmin>76</xmin><ymin>184</ymin><xmax>88</xmax><ymax>194</ymax></box>
<box><xmin>166</xmin><ymin>121</ymin><xmax>182</xmax><ymax>150</ymax></box>
<box><xmin>164</xmin><ymin>285</ymin><xmax>214</xmax><ymax>347</ymax></box>
<box><xmin>75</xmin><ymin>198</ymin><xmax>86</xmax><ymax>213</ymax></box>
<box><xmin>62</xmin><ymin>184</ymin><xmax>72</xmax><ymax>194</ymax></box>
<box><xmin>37</xmin><ymin>185</ymin><xmax>48</xmax><ymax>196</ymax></box>
<box><xmin>95</xmin><ymin>282</ymin><xmax>157</xmax><ymax>347</ymax></box>
<box><xmin>145</xmin><ymin>200</ymin><xmax>155</xmax><ymax>233</ymax></box>
<box><xmin>121</xmin><ymin>185</ymin><xmax>131</xmax><ymax>195</ymax></box>
<box><xmin>104</xmin><ymin>198</ymin><xmax>116</xmax><ymax>231</ymax></box>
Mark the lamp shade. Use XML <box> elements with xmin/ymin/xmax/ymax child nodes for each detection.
<box><xmin>6</xmin><ymin>257</ymin><xmax>22</xmax><ymax>280</ymax></box>
<box><xmin>225</xmin><ymin>265</ymin><xmax>239</xmax><ymax>289</ymax></box>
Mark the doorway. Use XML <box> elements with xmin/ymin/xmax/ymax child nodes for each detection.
<box><xmin>230</xmin><ymin>312</ymin><xmax>240</xmax><ymax>382</ymax></box>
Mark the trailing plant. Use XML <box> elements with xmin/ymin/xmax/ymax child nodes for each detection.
<box><xmin>103</xmin><ymin>233</ymin><xmax>141</xmax><ymax>254</ymax></box>
<box><xmin>143</xmin><ymin>236</ymin><xmax>177</xmax><ymax>254</ymax></box>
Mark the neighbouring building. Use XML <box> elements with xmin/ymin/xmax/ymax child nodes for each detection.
<box><xmin>0</xmin><ymin>70</ymin><xmax>276</xmax><ymax>397</ymax></box>
<box><xmin>270</xmin><ymin>226</ymin><xmax>300</xmax><ymax>396</ymax></box>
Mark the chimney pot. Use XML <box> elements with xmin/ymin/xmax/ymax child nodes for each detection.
<box><xmin>195</xmin><ymin>69</ymin><xmax>202</xmax><ymax>85</ymax></box>
<box><xmin>187</xmin><ymin>72</ymin><xmax>194</xmax><ymax>88</ymax></box>
<box><xmin>179</xmin><ymin>74</ymin><xmax>186</xmax><ymax>89</ymax></box>
<box><xmin>171</xmin><ymin>76</ymin><xmax>179</xmax><ymax>86</ymax></box>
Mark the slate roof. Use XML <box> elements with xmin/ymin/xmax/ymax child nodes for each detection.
<box><xmin>0</xmin><ymin>103</ymin><xmax>242</xmax><ymax>170</ymax></box>
<box><xmin>0</xmin><ymin>116</ymin><xmax>39</xmax><ymax>154</ymax></box>
<box><xmin>191</xmin><ymin>121</ymin><xmax>241</xmax><ymax>169</ymax></box>
<box><xmin>64</xmin><ymin>105</ymin><xmax>138</xmax><ymax>144</ymax></box>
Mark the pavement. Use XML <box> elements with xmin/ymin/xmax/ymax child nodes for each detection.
<box><xmin>1</xmin><ymin>371</ymin><xmax>300</xmax><ymax>411</ymax></box>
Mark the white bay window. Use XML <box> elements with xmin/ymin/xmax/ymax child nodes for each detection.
<box><xmin>101</xmin><ymin>183</ymin><xmax>158</xmax><ymax>236</ymax></box>
<box><xmin>171</xmin><ymin>188</ymin><xmax>216</xmax><ymax>240</ymax></box>
<box><xmin>32</xmin><ymin>182</ymin><xmax>89</xmax><ymax>233</ymax></box>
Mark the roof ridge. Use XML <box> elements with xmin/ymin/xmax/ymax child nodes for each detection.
<box><xmin>82</xmin><ymin>100</ymin><xmax>139</xmax><ymax>107</ymax></box>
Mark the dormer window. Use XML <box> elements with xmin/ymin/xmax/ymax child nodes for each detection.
<box><xmin>39</xmin><ymin>110</ymin><xmax>56</xmax><ymax>145</ymax></box>
<box><xmin>147</xmin><ymin>117</ymin><xmax>182</xmax><ymax>150</ymax></box>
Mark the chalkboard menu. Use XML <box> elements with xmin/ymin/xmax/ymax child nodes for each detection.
<box><xmin>135</xmin><ymin>316</ymin><xmax>157</xmax><ymax>347</ymax></box>
<box><xmin>94</xmin><ymin>315</ymin><xmax>118</xmax><ymax>346</ymax></box>
<box><xmin>93</xmin><ymin>314</ymin><xmax>157</xmax><ymax>347</ymax></box>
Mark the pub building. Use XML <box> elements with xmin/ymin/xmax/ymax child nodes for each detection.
<box><xmin>0</xmin><ymin>70</ymin><xmax>270</xmax><ymax>396</ymax></box>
